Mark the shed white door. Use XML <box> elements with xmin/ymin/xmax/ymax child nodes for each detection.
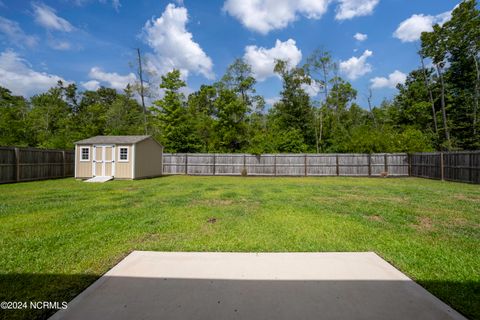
<box><xmin>93</xmin><ymin>145</ymin><xmax>116</xmax><ymax>177</ymax></box>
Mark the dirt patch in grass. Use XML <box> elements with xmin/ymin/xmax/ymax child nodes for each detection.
<box><xmin>451</xmin><ymin>217</ymin><xmax>469</xmax><ymax>226</ymax></box>
<box><xmin>133</xmin><ymin>232</ymin><xmax>161</xmax><ymax>244</ymax></box>
<box><xmin>311</xmin><ymin>196</ymin><xmax>341</xmax><ymax>204</ymax></box>
<box><xmin>198</xmin><ymin>218</ymin><xmax>219</xmax><ymax>235</ymax></box>
<box><xmin>344</xmin><ymin>193</ymin><xmax>408</xmax><ymax>203</ymax></box>
<box><xmin>453</xmin><ymin>194</ymin><xmax>480</xmax><ymax>202</ymax></box>
<box><xmin>207</xmin><ymin>217</ymin><xmax>217</xmax><ymax>224</ymax></box>
<box><xmin>190</xmin><ymin>199</ymin><xmax>261</xmax><ymax>211</ymax></box>
<box><xmin>312</xmin><ymin>194</ymin><xmax>407</xmax><ymax>206</ymax></box>
<box><xmin>411</xmin><ymin>216</ymin><xmax>436</xmax><ymax>232</ymax></box>
<box><xmin>445</xmin><ymin>217</ymin><xmax>480</xmax><ymax>229</ymax></box>
<box><xmin>190</xmin><ymin>199</ymin><xmax>234</xmax><ymax>207</ymax></box>
<box><xmin>365</xmin><ymin>215</ymin><xmax>384</xmax><ymax>222</ymax></box>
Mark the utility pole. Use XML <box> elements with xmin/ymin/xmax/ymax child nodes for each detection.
<box><xmin>367</xmin><ymin>88</ymin><xmax>377</xmax><ymax>128</ymax></box>
<box><xmin>420</xmin><ymin>53</ymin><xmax>438</xmax><ymax>134</ymax></box>
<box><xmin>473</xmin><ymin>55</ymin><xmax>479</xmax><ymax>135</ymax></box>
<box><xmin>136</xmin><ymin>48</ymin><xmax>148</xmax><ymax>135</ymax></box>
<box><xmin>436</xmin><ymin>63</ymin><xmax>450</xmax><ymax>145</ymax></box>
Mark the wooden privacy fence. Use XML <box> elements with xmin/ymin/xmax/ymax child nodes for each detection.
<box><xmin>1</xmin><ymin>148</ymin><xmax>478</xmax><ymax>184</ymax></box>
<box><xmin>0</xmin><ymin>147</ymin><xmax>74</xmax><ymax>184</ymax></box>
<box><xmin>163</xmin><ymin>153</ymin><xmax>410</xmax><ymax>177</ymax></box>
<box><xmin>163</xmin><ymin>152</ymin><xmax>480</xmax><ymax>183</ymax></box>
<box><xmin>411</xmin><ymin>151</ymin><xmax>480</xmax><ymax>184</ymax></box>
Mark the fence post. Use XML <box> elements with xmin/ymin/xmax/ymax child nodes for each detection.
<box><xmin>213</xmin><ymin>153</ymin><xmax>216</xmax><ymax>176</ymax></box>
<box><xmin>14</xmin><ymin>147</ymin><xmax>20</xmax><ymax>182</ymax></box>
<box><xmin>440</xmin><ymin>152</ymin><xmax>445</xmax><ymax>181</ymax></box>
<box><xmin>304</xmin><ymin>154</ymin><xmax>307</xmax><ymax>176</ymax></box>
<box><xmin>185</xmin><ymin>153</ymin><xmax>188</xmax><ymax>175</ymax></box>
<box><xmin>469</xmin><ymin>152</ymin><xmax>473</xmax><ymax>183</ymax></box>
<box><xmin>408</xmin><ymin>153</ymin><xmax>412</xmax><ymax>177</ymax></box>
<box><xmin>336</xmin><ymin>154</ymin><xmax>339</xmax><ymax>176</ymax></box>
<box><xmin>62</xmin><ymin>150</ymin><xmax>66</xmax><ymax>177</ymax></box>
<box><xmin>384</xmin><ymin>154</ymin><xmax>388</xmax><ymax>173</ymax></box>
<box><xmin>274</xmin><ymin>154</ymin><xmax>277</xmax><ymax>176</ymax></box>
<box><xmin>368</xmin><ymin>154</ymin><xmax>372</xmax><ymax>177</ymax></box>
<box><xmin>243</xmin><ymin>154</ymin><xmax>246</xmax><ymax>174</ymax></box>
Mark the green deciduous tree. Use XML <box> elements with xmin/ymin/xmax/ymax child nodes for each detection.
<box><xmin>271</xmin><ymin>60</ymin><xmax>314</xmax><ymax>147</ymax></box>
<box><xmin>151</xmin><ymin>69</ymin><xmax>199</xmax><ymax>152</ymax></box>
<box><xmin>0</xmin><ymin>87</ymin><xmax>30</xmax><ymax>146</ymax></box>
<box><xmin>104</xmin><ymin>85</ymin><xmax>144</xmax><ymax>135</ymax></box>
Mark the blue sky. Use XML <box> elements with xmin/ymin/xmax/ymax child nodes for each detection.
<box><xmin>0</xmin><ymin>0</ymin><xmax>459</xmax><ymax>108</ymax></box>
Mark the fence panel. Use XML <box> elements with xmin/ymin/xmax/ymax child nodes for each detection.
<box><xmin>216</xmin><ymin>154</ymin><xmax>244</xmax><ymax>175</ymax></box>
<box><xmin>65</xmin><ymin>151</ymin><xmax>75</xmax><ymax>176</ymax></box>
<box><xmin>339</xmin><ymin>154</ymin><xmax>369</xmax><ymax>176</ymax></box>
<box><xmin>411</xmin><ymin>151</ymin><xmax>480</xmax><ymax>184</ymax></box>
<box><xmin>163</xmin><ymin>153</ymin><xmax>186</xmax><ymax>174</ymax></box>
<box><xmin>0</xmin><ymin>147</ymin><xmax>16</xmax><ymax>183</ymax></box>
<box><xmin>19</xmin><ymin>148</ymin><xmax>63</xmax><ymax>181</ymax></box>
<box><xmin>275</xmin><ymin>154</ymin><xmax>305</xmax><ymax>176</ymax></box>
<box><xmin>411</xmin><ymin>153</ymin><xmax>442</xmax><ymax>180</ymax></box>
<box><xmin>307</xmin><ymin>154</ymin><xmax>337</xmax><ymax>176</ymax></box>
<box><xmin>443</xmin><ymin>152</ymin><xmax>480</xmax><ymax>183</ymax></box>
<box><xmin>245</xmin><ymin>154</ymin><xmax>275</xmax><ymax>176</ymax></box>
<box><xmin>387</xmin><ymin>153</ymin><xmax>409</xmax><ymax>176</ymax></box>
<box><xmin>370</xmin><ymin>154</ymin><xmax>385</xmax><ymax>176</ymax></box>
<box><xmin>0</xmin><ymin>147</ymin><xmax>74</xmax><ymax>184</ymax></box>
<box><xmin>186</xmin><ymin>154</ymin><xmax>214</xmax><ymax>175</ymax></box>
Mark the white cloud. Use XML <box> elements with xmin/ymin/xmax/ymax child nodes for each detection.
<box><xmin>354</xmin><ymin>32</ymin><xmax>368</xmax><ymax>41</ymax></box>
<box><xmin>70</xmin><ymin>0</ymin><xmax>120</xmax><ymax>10</ymax></box>
<box><xmin>223</xmin><ymin>0</ymin><xmax>330</xmax><ymax>34</ymax></box>
<box><xmin>47</xmin><ymin>37</ymin><xmax>72</xmax><ymax>51</ymax></box>
<box><xmin>0</xmin><ymin>50</ymin><xmax>66</xmax><ymax>96</ymax></box>
<box><xmin>339</xmin><ymin>50</ymin><xmax>373</xmax><ymax>80</ymax></box>
<box><xmin>0</xmin><ymin>17</ymin><xmax>38</xmax><ymax>48</ymax></box>
<box><xmin>32</xmin><ymin>3</ymin><xmax>74</xmax><ymax>32</ymax></box>
<box><xmin>335</xmin><ymin>0</ymin><xmax>379</xmax><ymax>20</ymax></box>
<box><xmin>51</xmin><ymin>42</ymin><xmax>71</xmax><ymax>50</ymax></box>
<box><xmin>302</xmin><ymin>81</ymin><xmax>322</xmax><ymax>97</ymax></box>
<box><xmin>142</xmin><ymin>4</ymin><xmax>214</xmax><ymax>80</ymax></box>
<box><xmin>88</xmin><ymin>67</ymin><xmax>136</xmax><ymax>90</ymax></box>
<box><xmin>110</xmin><ymin>0</ymin><xmax>121</xmax><ymax>11</ymax></box>
<box><xmin>80</xmin><ymin>79</ymin><xmax>100</xmax><ymax>91</ymax></box>
<box><xmin>393</xmin><ymin>10</ymin><xmax>452</xmax><ymax>42</ymax></box>
<box><xmin>370</xmin><ymin>70</ymin><xmax>406</xmax><ymax>89</ymax></box>
<box><xmin>243</xmin><ymin>39</ymin><xmax>302</xmax><ymax>81</ymax></box>
<box><xmin>265</xmin><ymin>97</ymin><xmax>280</xmax><ymax>106</ymax></box>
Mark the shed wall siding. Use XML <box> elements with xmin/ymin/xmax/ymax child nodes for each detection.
<box><xmin>75</xmin><ymin>145</ymin><xmax>92</xmax><ymax>178</ymax></box>
<box><xmin>115</xmin><ymin>145</ymin><xmax>133</xmax><ymax>179</ymax></box>
<box><xmin>135</xmin><ymin>138</ymin><xmax>163</xmax><ymax>178</ymax></box>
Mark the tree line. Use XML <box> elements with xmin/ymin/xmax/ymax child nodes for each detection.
<box><xmin>1</xmin><ymin>0</ymin><xmax>478</xmax><ymax>153</ymax></box>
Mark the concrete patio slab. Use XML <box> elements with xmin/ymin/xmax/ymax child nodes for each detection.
<box><xmin>50</xmin><ymin>251</ymin><xmax>465</xmax><ymax>320</ymax></box>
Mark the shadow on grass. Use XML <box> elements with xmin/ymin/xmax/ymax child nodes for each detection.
<box><xmin>0</xmin><ymin>274</ymin><xmax>478</xmax><ymax>320</ymax></box>
<box><xmin>0</xmin><ymin>273</ymin><xmax>98</xmax><ymax>320</ymax></box>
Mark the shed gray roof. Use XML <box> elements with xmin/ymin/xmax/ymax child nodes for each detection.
<box><xmin>75</xmin><ymin>135</ymin><xmax>152</xmax><ymax>145</ymax></box>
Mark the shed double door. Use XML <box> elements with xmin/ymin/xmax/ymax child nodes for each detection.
<box><xmin>93</xmin><ymin>145</ymin><xmax>116</xmax><ymax>177</ymax></box>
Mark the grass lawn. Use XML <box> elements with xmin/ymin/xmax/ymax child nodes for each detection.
<box><xmin>0</xmin><ymin>176</ymin><xmax>479</xmax><ymax>319</ymax></box>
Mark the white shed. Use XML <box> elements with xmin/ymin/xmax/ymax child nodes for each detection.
<box><xmin>74</xmin><ymin>135</ymin><xmax>163</xmax><ymax>180</ymax></box>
